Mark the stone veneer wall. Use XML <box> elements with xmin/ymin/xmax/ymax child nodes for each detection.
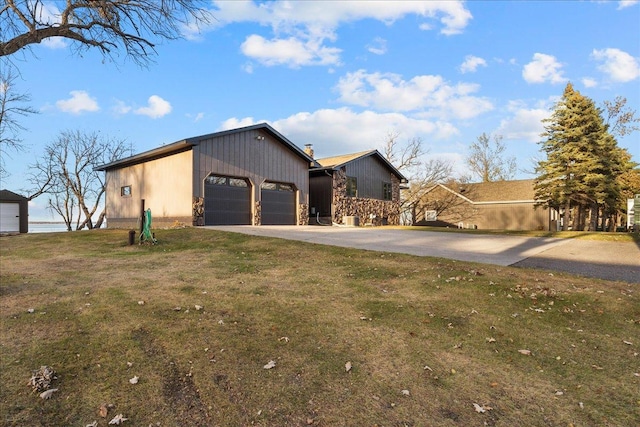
<box><xmin>192</xmin><ymin>197</ymin><xmax>204</xmax><ymax>226</ymax></box>
<box><xmin>254</xmin><ymin>201</ymin><xmax>261</xmax><ymax>225</ymax></box>
<box><xmin>298</xmin><ymin>203</ymin><xmax>309</xmax><ymax>225</ymax></box>
<box><xmin>332</xmin><ymin>169</ymin><xmax>401</xmax><ymax>225</ymax></box>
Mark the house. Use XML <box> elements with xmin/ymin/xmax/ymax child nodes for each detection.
<box><xmin>416</xmin><ymin>179</ymin><xmax>553</xmax><ymax>231</ymax></box>
<box><xmin>96</xmin><ymin>123</ymin><xmax>314</xmax><ymax>228</ymax></box>
<box><xmin>0</xmin><ymin>189</ymin><xmax>29</xmax><ymax>234</ymax></box>
<box><xmin>308</xmin><ymin>149</ymin><xmax>408</xmax><ymax>226</ymax></box>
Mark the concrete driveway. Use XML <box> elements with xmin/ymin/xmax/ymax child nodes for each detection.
<box><xmin>206</xmin><ymin>226</ymin><xmax>640</xmax><ymax>283</ymax></box>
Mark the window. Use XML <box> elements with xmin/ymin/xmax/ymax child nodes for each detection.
<box><xmin>383</xmin><ymin>182</ymin><xmax>392</xmax><ymax>201</ymax></box>
<box><xmin>260</xmin><ymin>182</ymin><xmax>277</xmax><ymax>191</ymax></box>
<box><xmin>206</xmin><ymin>175</ymin><xmax>227</xmax><ymax>185</ymax></box>
<box><xmin>346</xmin><ymin>177</ymin><xmax>357</xmax><ymax>197</ymax></box>
<box><xmin>261</xmin><ymin>182</ymin><xmax>295</xmax><ymax>192</ymax></box>
<box><xmin>229</xmin><ymin>178</ymin><xmax>248</xmax><ymax>187</ymax></box>
<box><xmin>121</xmin><ymin>185</ymin><xmax>132</xmax><ymax>197</ymax></box>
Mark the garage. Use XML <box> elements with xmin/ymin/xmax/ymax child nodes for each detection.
<box><xmin>204</xmin><ymin>175</ymin><xmax>252</xmax><ymax>225</ymax></box>
<box><xmin>0</xmin><ymin>190</ymin><xmax>29</xmax><ymax>233</ymax></box>
<box><xmin>0</xmin><ymin>203</ymin><xmax>20</xmax><ymax>233</ymax></box>
<box><xmin>261</xmin><ymin>182</ymin><xmax>296</xmax><ymax>225</ymax></box>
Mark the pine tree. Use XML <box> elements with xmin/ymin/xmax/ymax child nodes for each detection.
<box><xmin>535</xmin><ymin>83</ymin><xmax>629</xmax><ymax>231</ymax></box>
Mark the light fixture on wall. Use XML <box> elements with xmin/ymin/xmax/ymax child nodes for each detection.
<box><xmin>255</xmin><ymin>135</ymin><xmax>265</xmax><ymax>141</ymax></box>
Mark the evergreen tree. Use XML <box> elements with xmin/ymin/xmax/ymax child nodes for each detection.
<box><xmin>535</xmin><ymin>83</ymin><xmax>629</xmax><ymax>231</ymax></box>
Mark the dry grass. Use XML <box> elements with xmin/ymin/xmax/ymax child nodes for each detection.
<box><xmin>1</xmin><ymin>228</ymin><xmax>638</xmax><ymax>427</ymax></box>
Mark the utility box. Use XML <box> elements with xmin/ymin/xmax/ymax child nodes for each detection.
<box><xmin>343</xmin><ymin>216</ymin><xmax>360</xmax><ymax>227</ymax></box>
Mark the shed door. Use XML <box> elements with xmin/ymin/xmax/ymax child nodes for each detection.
<box><xmin>0</xmin><ymin>202</ymin><xmax>20</xmax><ymax>233</ymax></box>
<box><xmin>204</xmin><ymin>176</ymin><xmax>251</xmax><ymax>225</ymax></box>
<box><xmin>261</xmin><ymin>182</ymin><xmax>296</xmax><ymax>225</ymax></box>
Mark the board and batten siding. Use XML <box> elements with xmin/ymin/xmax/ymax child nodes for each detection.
<box><xmin>105</xmin><ymin>150</ymin><xmax>193</xmax><ymax>228</ymax></box>
<box><xmin>343</xmin><ymin>155</ymin><xmax>393</xmax><ymax>200</ymax></box>
<box><xmin>192</xmin><ymin>129</ymin><xmax>309</xmax><ymax>204</ymax></box>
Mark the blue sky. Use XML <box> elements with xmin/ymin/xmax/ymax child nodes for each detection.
<box><xmin>2</xmin><ymin>0</ymin><xmax>639</xmax><ymax>220</ymax></box>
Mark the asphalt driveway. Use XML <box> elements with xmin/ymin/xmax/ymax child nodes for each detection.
<box><xmin>206</xmin><ymin>226</ymin><xmax>640</xmax><ymax>283</ymax></box>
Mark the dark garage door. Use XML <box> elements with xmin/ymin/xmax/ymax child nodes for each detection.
<box><xmin>205</xmin><ymin>175</ymin><xmax>251</xmax><ymax>225</ymax></box>
<box><xmin>261</xmin><ymin>182</ymin><xmax>296</xmax><ymax>225</ymax></box>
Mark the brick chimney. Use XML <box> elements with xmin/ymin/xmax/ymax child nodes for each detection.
<box><xmin>304</xmin><ymin>144</ymin><xmax>314</xmax><ymax>158</ymax></box>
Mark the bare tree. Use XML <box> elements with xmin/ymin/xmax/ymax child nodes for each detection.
<box><xmin>0</xmin><ymin>66</ymin><xmax>37</xmax><ymax>177</ymax></box>
<box><xmin>381</xmin><ymin>131</ymin><xmax>454</xmax><ymax>224</ymax></box>
<box><xmin>466</xmin><ymin>132</ymin><xmax>516</xmax><ymax>182</ymax></box>
<box><xmin>1</xmin><ymin>0</ymin><xmax>211</xmax><ymax>66</ymax></box>
<box><xmin>382</xmin><ymin>131</ymin><xmax>424</xmax><ymax>171</ymax></box>
<box><xmin>28</xmin><ymin>130</ymin><xmax>131</xmax><ymax>231</ymax></box>
<box><xmin>602</xmin><ymin>96</ymin><xmax>640</xmax><ymax>138</ymax></box>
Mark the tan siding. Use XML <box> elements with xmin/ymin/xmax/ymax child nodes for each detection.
<box><xmin>473</xmin><ymin>203</ymin><xmax>548</xmax><ymax>230</ymax></box>
<box><xmin>105</xmin><ymin>150</ymin><xmax>193</xmax><ymax>227</ymax></box>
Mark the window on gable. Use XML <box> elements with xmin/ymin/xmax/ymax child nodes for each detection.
<box><xmin>383</xmin><ymin>182</ymin><xmax>392</xmax><ymax>200</ymax></box>
<box><xmin>346</xmin><ymin>177</ymin><xmax>357</xmax><ymax>197</ymax></box>
<box><xmin>121</xmin><ymin>185</ymin><xmax>132</xmax><ymax>197</ymax></box>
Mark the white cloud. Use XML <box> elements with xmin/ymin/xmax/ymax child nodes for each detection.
<box><xmin>459</xmin><ymin>55</ymin><xmax>487</xmax><ymax>74</ymax></box>
<box><xmin>335</xmin><ymin>70</ymin><xmax>493</xmax><ymax>119</ymax></box>
<box><xmin>367</xmin><ymin>37</ymin><xmax>388</xmax><ymax>55</ymax></box>
<box><xmin>208</xmin><ymin>1</ymin><xmax>472</xmax><ymax>67</ymax></box>
<box><xmin>111</xmin><ymin>100</ymin><xmax>132</xmax><ymax>115</ymax></box>
<box><xmin>134</xmin><ymin>95</ymin><xmax>172</xmax><ymax>119</ymax></box>
<box><xmin>220</xmin><ymin>116</ymin><xmax>260</xmax><ymax>130</ymax></box>
<box><xmin>55</xmin><ymin>90</ymin><xmax>99</xmax><ymax>114</ymax></box>
<box><xmin>241</xmin><ymin>34</ymin><xmax>341</xmax><ymax>67</ymax></box>
<box><xmin>497</xmin><ymin>100</ymin><xmax>552</xmax><ymax>143</ymax></box>
<box><xmin>522</xmin><ymin>53</ymin><xmax>566</xmax><ymax>84</ymax></box>
<box><xmin>591</xmin><ymin>48</ymin><xmax>640</xmax><ymax>83</ymax></box>
<box><xmin>617</xmin><ymin>0</ymin><xmax>638</xmax><ymax>9</ymax></box>
<box><xmin>582</xmin><ymin>77</ymin><xmax>598</xmax><ymax>88</ymax></box>
<box><xmin>219</xmin><ymin>107</ymin><xmax>459</xmax><ymax>160</ymax></box>
<box><xmin>41</xmin><ymin>37</ymin><xmax>67</xmax><ymax>49</ymax></box>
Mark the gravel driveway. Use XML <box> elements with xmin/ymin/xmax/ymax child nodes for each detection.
<box><xmin>207</xmin><ymin>226</ymin><xmax>640</xmax><ymax>283</ymax></box>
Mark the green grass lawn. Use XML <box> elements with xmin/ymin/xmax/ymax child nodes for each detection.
<box><xmin>1</xmin><ymin>228</ymin><xmax>638</xmax><ymax>426</ymax></box>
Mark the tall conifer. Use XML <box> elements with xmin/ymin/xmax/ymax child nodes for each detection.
<box><xmin>535</xmin><ymin>83</ymin><xmax>629</xmax><ymax>230</ymax></box>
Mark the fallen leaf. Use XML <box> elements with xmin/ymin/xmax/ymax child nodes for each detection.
<box><xmin>278</xmin><ymin>336</ymin><xmax>290</xmax><ymax>343</ymax></box>
<box><xmin>473</xmin><ymin>403</ymin><xmax>486</xmax><ymax>413</ymax></box>
<box><xmin>129</xmin><ymin>376</ymin><xmax>139</xmax><ymax>384</ymax></box>
<box><xmin>86</xmin><ymin>422</ymin><xmax>98</xmax><ymax>427</ymax></box>
<box><xmin>486</xmin><ymin>337</ymin><xmax>496</xmax><ymax>343</ymax></box>
<box><xmin>518</xmin><ymin>349</ymin><xmax>531</xmax><ymax>356</ymax></box>
<box><xmin>195</xmin><ymin>305</ymin><xmax>203</xmax><ymax>311</ymax></box>
<box><xmin>108</xmin><ymin>414</ymin><xmax>128</xmax><ymax>425</ymax></box>
<box><xmin>401</xmin><ymin>389</ymin><xmax>410</xmax><ymax>396</ymax></box>
<box><xmin>591</xmin><ymin>365</ymin><xmax>603</xmax><ymax>370</ymax></box>
<box><xmin>137</xmin><ymin>301</ymin><xmax>145</xmax><ymax>305</ymax></box>
<box><xmin>623</xmin><ymin>340</ymin><xmax>633</xmax><ymax>345</ymax></box>
<box><xmin>99</xmin><ymin>403</ymin><xmax>108</xmax><ymax>417</ymax></box>
<box><xmin>263</xmin><ymin>360</ymin><xmax>276</xmax><ymax>370</ymax></box>
<box><xmin>39</xmin><ymin>388</ymin><xmax>58</xmax><ymax>399</ymax></box>
<box><xmin>423</xmin><ymin>365</ymin><xmax>433</xmax><ymax>372</ymax></box>
<box><xmin>345</xmin><ymin>361</ymin><xmax>352</xmax><ymax>372</ymax></box>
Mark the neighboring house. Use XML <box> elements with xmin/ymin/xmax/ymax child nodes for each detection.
<box><xmin>0</xmin><ymin>189</ymin><xmax>29</xmax><ymax>234</ymax></box>
<box><xmin>96</xmin><ymin>123</ymin><xmax>314</xmax><ymax>228</ymax></box>
<box><xmin>417</xmin><ymin>179</ymin><xmax>553</xmax><ymax>231</ymax></box>
<box><xmin>308</xmin><ymin>149</ymin><xmax>408</xmax><ymax>226</ymax></box>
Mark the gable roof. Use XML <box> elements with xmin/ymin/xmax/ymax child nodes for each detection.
<box><xmin>428</xmin><ymin>179</ymin><xmax>537</xmax><ymax>204</ymax></box>
<box><xmin>0</xmin><ymin>189</ymin><xmax>28</xmax><ymax>201</ymax></box>
<box><xmin>313</xmin><ymin>149</ymin><xmax>407</xmax><ymax>182</ymax></box>
<box><xmin>96</xmin><ymin>123</ymin><xmax>313</xmax><ymax>171</ymax></box>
